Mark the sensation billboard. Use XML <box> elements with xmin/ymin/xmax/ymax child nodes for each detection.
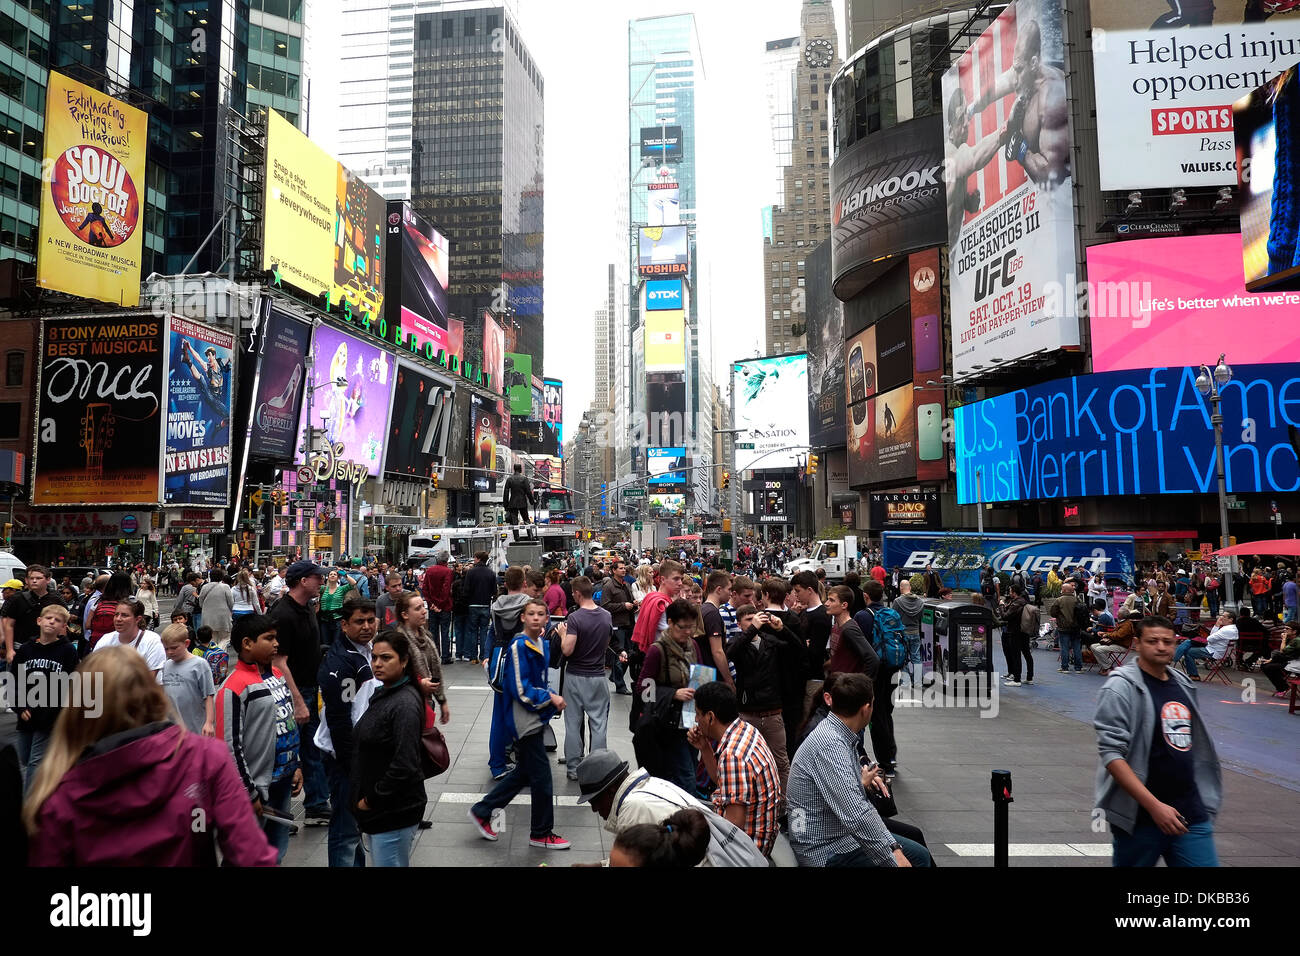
<box><xmin>505</xmin><ymin>352</ymin><xmax>533</xmax><ymax>416</ymax></box>
<box><xmin>1086</xmin><ymin>234</ymin><xmax>1300</xmax><ymax>372</ymax></box>
<box><xmin>638</xmin><ymin>225</ymin><xmax>690</xmax><ymax>277</ymax></box>
<box><xmin>829</xmin><ymin>114</ymin><xmax>947</xmax><ymax>298</ymax></box>
<box><xmin>954</xmin><ymin>364</ymin><xmax>1300</xmax><ymax>504</ymax></box>
<box><xmin>942</xmin><ymin>0</ymin><xmax>1079</xmax><ymax>378</ymax></box>
<box><xmin>640</xmin><ymin>125</ymin><xmax>684</xmax><ymax>160</ymax></box>
<box><xmin>165</xmin><ymin>317</ymin><xmax>235</xmax><ymax>506</ymax></box>
<box><xmin>302</xmin><ymin>325</ymin><xmax>395</xmax><ymax>478</ymax></box>
<box><xmin>263</xmin><ymin>110</ymin><xmax>385</xmax><ymax>320</ymax></box>
<box><xmin>37</xmin><ymin>71</ymin><xmax>148</xmax><ymax>307</ymax></box>
<box><xmin>1091</xmin><ymin>1</ymin><xmax>1300</xmax><ymax>190</ymax></box>
<box><xmin>249</xmin><ymin>308</ymin><xmax>312</xmax><ymax>462</ymax></box>
<box><xmin>806</xmin><ymin>240</ymin><xmax>846</xmax><ymax>448</ymax></box>
<box><xmin>385</xmin><ymin>362</ymin><xmax>456</xmax><ymax>480</ymax></box>
<box><xmin>1235</xmin><ymin>66</ymin><xmax>1300</xmax><ymax>292</ymax></box>
<box><xmin>32</xmin><ymin>316</ymin><xmax>165</xmax><ymax>505</ymax></box>
<box><xmin>645</xmin><ymin>309</ymin><xmax>686</xmax><ymax>372</ymax></box>
<box><xmin>733</xmin><ymin>354</ymin><xmax>809</xmax><ymax>472</ymax></box>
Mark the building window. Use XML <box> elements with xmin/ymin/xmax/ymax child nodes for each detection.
<box><xmin>811</xmin><ymin>100</ymin><xmax>817</xmax><ymax>109</ymax></box>
<box><xmin>796</xmin><ymin>260</ymin><xmax>805</xmax><ymax>271</ymax></box>
<box><xmin>811</xmin><ymin>82</ymin><xmax>818</xmax><ymax>93</ymax></box>
<box><xmin>5</xmin><ymin>350</ymin><xmax>22</xmax><ymax>387</ymax></box>
<box><xmin>782</xmin><ymin>277</ymin><xmax>791</xmax><ymax>288</ymax></box>
<box><xmin>441</xmin><ymin>18</ymin><xmax>453</xmax><ymax>38</ymax></box>
<box><xmin>770</xmin><ymin>277</ymin><xmax>779</xmax><ymax>288</ymax></box>
<box><xmin>770</xmin><ymin>261</ymin><xmax>780</xmax><ymax>273</ymax></box>
<box><xmin>464</xmin><ymin>16</ymin><xmax>476</xmax><ymax>35</ymax></box>
<box><xmin>0</xmin><ymin>402</ymin><xmax>17</xmax><ymax>439</ymax></box>
<box><xmin>782</xmin><ymin>261</ymin><xmax>790</xmax><ymax>272</ymax></box>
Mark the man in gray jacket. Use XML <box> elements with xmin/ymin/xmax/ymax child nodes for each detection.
<box><xmin>1093</xmin><ymin>614</ymin><xmax>1222</xmax><ymax>867</ymax></box>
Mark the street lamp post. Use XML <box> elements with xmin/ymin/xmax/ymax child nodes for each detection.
<box><xmin>1196</xmin><ymin>354</ymin><xmax>1237</xmax><ymax>611</ymax></box>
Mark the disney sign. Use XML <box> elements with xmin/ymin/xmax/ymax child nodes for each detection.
<box><xmin>297</xmin><ymin>442</ymin><xmax>367</xmax><ymax>490</ymax></box>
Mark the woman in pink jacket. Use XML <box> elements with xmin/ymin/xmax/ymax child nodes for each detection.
<box><xmin>24</xmin><ymin>646</ymin><xmax>277</xmax><ymax>867</ymax></box>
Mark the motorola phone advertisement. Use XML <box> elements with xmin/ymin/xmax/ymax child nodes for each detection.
<box><xmin>942</xmin><ymin>0</ymin><xmax>1080</xmax><ymax>377</ymax></box>
<box><xmin>910</xmin><ymin>248</ymin><xmax>949</xmax><ymax>483</ymax></box>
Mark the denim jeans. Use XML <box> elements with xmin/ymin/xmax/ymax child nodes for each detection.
<box><xmin>563</xmin><ymin>673</ymin><xmax>610</xmax><ymax>769</ymax></box>
<box><xmin>1252</xmin><ymin>594</ymin><xmax>1268</xmax><ymax>618</ymax></box>
<box><xmin>319</xmin><ymin>617</ymin><xmax>341</xmax><ymax>649</ymax></box>
<box><xmin>1059</xmin><ymin>632</ymin><xmax>1083</xmax><ymax>670</ymax></box>
<box><xmin>488</xmin><ymin>674</ymin><xmax>513</xmax><ymax>777</ymax></box>
<box><xmin>16</xmin><ymin>726</ymin><xmax>49</xmax><ymax>795</ymax></box>
<box><xmin>453</xmin><ymin>615</ymin><xmax>468</xmax><ymax>657</ymax></box>
<box><xmin>363</xmin><ymin>824</ymin><xmax>419</xmax><ymax>867</ymax></box>
<box><xmin>466</xmin><ymin>606</ymin><xmax>492</xmax><ymax>660</ymax></box>
<box><xmin>1285</xmin><ymin>605</ymin><xmax>1296</xmax><ymax>624</ymax></box>
<box><xmin>609</xmin><ymin>626</ymin><xmax>631</xmax><ymax>690</ymax></box>
<box><xmin>298</xmin><ymin>685</ymin><xmax>330</xmax><ymax>814</ymax></box>
<box><xmin>473</xmin><ymin>729</ymin><xmax>554</xmax><ymax>838</ymax></box>
<box><xmin>324</xmin><ymin>754</ymin><xmax>365</xmax><ymax>867</ymax></box>
<box><xmin>1173</xmin><ymin>640</ymin><xmax>1213</xmax><ymax>678</ymax></box>
<box><xmin>429</xmin><ymin>610</ymin><xmax>453</xmax><ymax>661</ymax></box>
<box><xmin>827</xmin><ymin>833</ymin><xmax>933</xmax><ymax>867</ymax></box>
<box><xmin>263</xmin><ymin>769</ymin><xmax>297</xmax><ymax>864</ymax></box>
<box><xmin>1112</xmin><ymin>819</ymin><xmax>1218</xmax><ymax>867</ymax></box>
<box><xmin>1206</xmin><ymin>590</ymin><xmax>1220</xmax><ymax>617</ymax></box>
<box><xmin>903</xmin><ymin>632</ymin><xmax>922</xmax><ymax>683</ymax></box>
<box><xmin>666</xmin><ymin>730</ymin><xmax>700</xmax><ymax>796</ymax></box>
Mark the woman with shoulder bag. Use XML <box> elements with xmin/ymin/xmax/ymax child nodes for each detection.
<box><xmin>634</xmin><ymin>598</ymin><xmax>700</xmax><ymax>796</ymax></box>
<box><xmin>391</xmin><ymin>591</ymin><xmax>451</xmax><ymax>726</ymax></box>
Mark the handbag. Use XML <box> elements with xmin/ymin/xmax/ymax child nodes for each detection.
<box><xmin>419</xmin><ymin>703</ymin><xmax>450</xmax><ymax>779</ymax></box>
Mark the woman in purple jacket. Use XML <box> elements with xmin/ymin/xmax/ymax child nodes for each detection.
<box><xmin>23</xmin><ymin>646</ymin><xmax>277</xmax><ymax>867</ymax></box>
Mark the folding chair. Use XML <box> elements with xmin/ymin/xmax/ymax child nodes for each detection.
<box><xmin>1202</xmin><ymin>640</ymin><xmax>1237</xmax><ymax>686</ymax></box>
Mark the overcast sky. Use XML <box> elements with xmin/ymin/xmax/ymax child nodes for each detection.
<box><xmin>309</xmin><ymin>0</ymin><xmax>847</xmax><ymax>431</ymax></box>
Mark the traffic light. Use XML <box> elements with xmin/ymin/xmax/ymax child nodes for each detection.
<box><xmin>431</xmin><ymin>474</ymin><xmax>439</xmax><ymax>490</ymax></box>
<box><xmin>721</xmin><ymin>471</ymin><xmax>730</xmax><ymax>489</ymax></box>
<box><xmin>808</xmin><ymin>454</ymin><xmax>819</xmax><ymax>475</ymax></box>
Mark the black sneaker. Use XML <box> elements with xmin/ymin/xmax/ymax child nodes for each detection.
<box><xmin>303</xmin><ymin>809</ymin><xmax>332</xmax><ymax>827</ymax></box>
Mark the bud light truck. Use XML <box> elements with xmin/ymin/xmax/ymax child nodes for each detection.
<box><xmin>881</xmin><ymin>531</ymin><xmax>1136</xmax><ymax>591</ymax></box>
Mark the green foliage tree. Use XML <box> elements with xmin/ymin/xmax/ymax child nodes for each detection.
<box><xmin>929</xmin><ymin>531</ymin><xmax>985</xmax><ymax>589</ymax></box>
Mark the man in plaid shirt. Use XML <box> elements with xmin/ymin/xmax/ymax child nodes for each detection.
<box><xmin>688</xmin><ymin>681</ymin><xmax>781</xmax><ymax>857</ymax></box>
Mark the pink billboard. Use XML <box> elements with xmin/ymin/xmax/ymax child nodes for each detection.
<box><xmin>1086</xmin><ymin>233</ymin><xmax>1300</xmax><ymax>373</ymax></box>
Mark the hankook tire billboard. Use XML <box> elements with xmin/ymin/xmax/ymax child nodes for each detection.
<box><xmin>830</xmin><ymin>114</ymin><xmax>947</xmax><ymax>299</ymax></box>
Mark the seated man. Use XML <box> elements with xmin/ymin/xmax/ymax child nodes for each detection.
<box><xmin>786</xmin><ymin>673</ymin><xmax>931</xmax><ymax>868</ymax></box>
<box><xmin>1173</xmin><ymin>609</ymin><xmax>1236</xmax><ymax>681</ymax></box>
<box><xmin>1233</xmin><ymin>606</ymin><xmax>1270</xmax><ymax>670</ymax></box>
<box><xmin>1091</xmin><ymin>609</ymin><xmax>1136</xmax><ymax>675</ymax></box>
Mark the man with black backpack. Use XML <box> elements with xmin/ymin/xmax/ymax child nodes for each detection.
<box><xmin>853</xmin><ymin>580</ymin><xmax>905</xmax><ymax>778</ymax></box>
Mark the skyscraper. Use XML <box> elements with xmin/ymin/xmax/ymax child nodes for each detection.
<box><xmin>763</xmin><ymin>36</ymin><xmax>801</xmax><ymax>207</ymax></box>
<box><xmin>409</xmin><ymin>2</ymin><xmax>544</xmax><ymax>373</ymax></box>
<box><xmin>763</xmin><ymin>0</ymin><xmax>840</xmax><ymax>355</ymax></box>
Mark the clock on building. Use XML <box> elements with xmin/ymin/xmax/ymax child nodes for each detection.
<box><xmin>805</xmin><ymin>37</ymin><xmax>833</xmax><ymax>68</ymax></box>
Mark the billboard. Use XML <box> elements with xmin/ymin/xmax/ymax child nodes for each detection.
<box><xmin>1235</xmin><ymin>66</ymin><xmax>1300</xmax><ymax>292</ymax></box>
<box><xmin>542</xmin><ymin>378</ymin><xmax>563</xmax><ymax>445</ymax></box>
<box><xmin>263</xmin><ymin>110</ymin><xmax>385</xmax><ymax>320</ymax></box>
<box><xmin>648</xmin><ymin>447</ymin><xmax>688</xmax><ymax>487</ymax></box>
<box><xmin>829</xmin><ymin>115</ymin><xmax>947</xmax><ymax>297</ymax></box>
<box><xmin>249</xmin><ymin>308</ymin><xmax>312</xmax><ymax>462</ymax></box>
<box><xmin>645</xmin><ymin>309</ymin><xmax>687</xmax><ymax>372</ymax></box>
<box><xmin>648</xmin><ymin>493</ymin><xmax>687</xmax><ymax>516</ymax></box>
<box><xmin>1086</xmin><ymin>234</ymin><xmax>1300</xmax><ymax>372</ymax></box>
<box><xmin>910</xmin><ymin>248</ymin><xmax>948</xmax><ymax>483</ymax></box>
<box><xmin>385</xmin><ymin>362</ymin><xmax>456</xmax><ymax>480</ymax></box>
<box><xmin>1090</xmin><ymin>1</ymin><xmax>1300</xmax><ymax>190</ymax></box>
<box><xmin>870</xmin><ymin>491</ymin><xmax>941</xmax><ymax>529</ymax></box>
<box><xmin>647</xmin><ymin>185</ymin><xmax>681</xmax><ymax>226</ymax></box>
<box><xmin>32</xmin><ymin>316</ymin><xmax>165</xmax><ymax>505</ymax></box>
<box><xmin>647</xmin><ymin>378</ymin><xmax>687</xmax><ymax>447</ymax></box>
<box><xmin>302</xmin><ymin>325</ymin><xmax>395</xmax><ymax>478</ymax></box>
<box><xmin>638</xmin><ymin>225</ymin><xmax>690</xmax><ymax>277</ymax></box>
<box><xmin>504</xmin><ymin>352</ymin><xmax>533</xmax><ymax>416</ymax></box>
<box><xmin>640</xmin><ymin>125</ymin><xmax>684</xmax><ymax>160</ymax></box>
<box><xmin>875</xmin><ymin>307</ymin><xmax>912</xmax><ymax>394</ymax></box>
<box><xmin>164</xmin><ymin>317</ymin><xmax>234</xmax><ymax>506</ymax></box>
<box><xmin>870</xmin><ymin>384</ymin><xmax>916</xmax><ymax>485</ymax></box>
<box><xmin>471</xmin><ymin>400</ymin><xmax>501</xmax><ymax>492</ymax></box>
<box><xmin>482</xmin><ymin>312</ymin><xmax>505</xmax><ymax>393</ymax></box>
<box><xmin>733</xmin><ymin>354</ymin><xmax>809</xmax><ymax>472</ymax></box>
<box><xmin>645</xmin><ymin>279</ymin><xmax>684</xmax><ymax>310</ymax></box>
<box><xmin>36</xmin><ymin>71</ymin><xmax>148</xmax><ymax>307</ymax></box>
<box><xmin>953</xmin><ymin>364</ymin><xmax>1300</xmax><ymax>504</ymax></box>
<box><xmin>883</xmin><ymin>531</ymin><xmax>1137</xmax><ymax>590</ymax></box>
<box><xmin>386</xmin><ymin>201</ymin><xmax>457</xmax><ymax>359</ymax></box>
<box><xmin>942</xmin><ymin>0</ymin><xmax>1079</xmax><ymax>378</ymax></box>
<box><xmin>806</xmin><ymin>240</ymin><xmax>846</xmax><ymax>448</ymax></box>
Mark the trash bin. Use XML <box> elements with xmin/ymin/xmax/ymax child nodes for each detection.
<box><xmin>924</xmin><ymin>599</ymin><xmax>996</xmax><ymax>692</ymax></box>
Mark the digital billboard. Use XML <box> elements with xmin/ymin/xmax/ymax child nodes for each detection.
<box><xmin>910</xmin><ymin>248</ymin><xmax>948</xmax><ymax>484</ymax></box>
<box><xmin>648</xmin><ymin>493</ymin><xmax>687</xmax><ymax>516</ymax></box>
<box><xmin>264</xmin><ymin>110</ymin><xmax>385</xmax><ymax>320</ymax></box>
<box><xmin>953</xmin><ymin>364</ymin><xmax>1300</xmax><ymax>504</ymax></box>
<box><xmin>543</xmin><ymin>378</ymin><xmax>563</xmax><ymax>445</ymax></box>
<box><xmin>32</xmin><ymin>316</ymin><xmax>165</xmax><ymax>505</ymax></box>
<box><xmin>386</xmin><ymin>200</ymin><xmax>455</xmax><ymax>359</ymax></box>
<box><xmin>165</xmin><ymin>317</ymin><xmax>235</xmax><ymax>506</ymax></box>
<box><xmin>829</xmin><ymin>115</ymin><xmax>946</xmax><ymax>298</ymax></box>
<box><xmin>733</xmin><ymin>354</ymin><xmax>809</xmax><ymax>472</ymax></box>
<box><xmin>870</xmin><ymin>491</ymin><xmax>941</xmax><ymax>529</ymax></box>
<box><xmin>648</xmin><ymin>447</ymin><xmax>688</xmax><ymax>487</ymax></box>
<box><xmin>638</xmin><ymin>225</ymin><xmax>690</xmax><ymax>277</ymax></box>
<box><xmin>37</xmin><ymin>71</ymin><xmax>148</xmax><ymax>307</ymax></box>
<box><xmin>942</xmin><ymin>0</ymin><xmax>1079</xmax><ymax>378</ymax></box>
<box><xmin>871</xmin><ymin>384</ymin><xmax>916</xmax><ymax>485</ymax></box>
<box><xmin>504</xmin><ymin>352</ymin><xmax>533</xmax><ymax>416</ymax></box>
<box><xmin>645</xmin><ymin>279</ymin><xmax>684</xmax><ymax>311</ymax></box>
<box><xmin>471</xmin><ymin>399</ymin><xmax>501</xmax><ymax>492</ymax></box>
<box><xmin>1091</xmin><ymin>1</ymin><xmax>1300</xmax><ymax>190</ymax></box>
<box><xmin>647</xmin><ymin>378</ymin><xmax>687</xmax><ymax>447</ymax></box>
<box><xmin>249</xmin><ymin>308</ymin><xmax>312</xmax><ymax>463</ymax></box>
<box><xmin>806</xmin><ymin>240</ymin><xmax>846</xmax><ymax>448</ymax></box>
<box><xmin>640</xmin><ymin>125</ymin><xmax>684</xmax><ymax>161</ymax></box>
<box><xmin>385</xmin><ymin>362</ymin><xmax>456</xmax><ymax>480</ymax></box>
<box><xmin>1235</xmin><ymin>65</ymin><xmax>1300</xmax><ymax>292</ymax></box>
<box><xmin>1086</xmin><ymin>234</ymin><xmax>1300</xmax><ymax>372</ymax></box>
<box><xmin>875</xmin><ymin>307</ymin><xmax>912</xmax><ymax>394</ymax></box>
<box><xmin>645</xmin><ymin>309</ymin><xmax>686</xmax><ymax>372</ymax></box>
<box><xmin>482</xmin><ymin>312</ymin><xmax>505</xmax><ymax>393</ymax></box>
<box><xmin>301</xmin><ymin>325</ymin><xmax>395</xmax><ymax>478</ymax></box>
<box><xmin>647</xmin><ymin>185</ymin><xmax>681</xmax><ymax>226</ymax></box>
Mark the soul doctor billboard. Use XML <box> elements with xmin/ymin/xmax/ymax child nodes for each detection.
<box><xmin>942</xmin><ymin>0</ymin><xmax>1080</xmax><ymax>378</ymax></box>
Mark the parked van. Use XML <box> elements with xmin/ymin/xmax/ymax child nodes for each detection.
<box><xmin>0</xmin><ymin>551</ymin><xmax>28</xmax><ymax>583</ymax></box>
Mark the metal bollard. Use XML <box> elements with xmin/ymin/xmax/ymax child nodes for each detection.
<box><xmin>991</xmin><ymin>769</ymin><xmax>1014</xmax><ymax>868</ymax></box>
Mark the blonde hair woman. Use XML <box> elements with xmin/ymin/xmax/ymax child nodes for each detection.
<box><xmin>24</xmin><ymin>647</ymin><xmax>277</xmax><ymax>866</ymax></box>
<box><xmin>632</xmin><ymin>566</ymin><xmax>655</xmax><ymax>604</ymax></box>
<box><xmin>232</xmin><ymin>568</ymin><xmax>263</xmax><ymax>620</ymax></box>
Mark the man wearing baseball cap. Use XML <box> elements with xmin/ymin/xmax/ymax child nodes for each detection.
<box><xmin>269</xmin><ymin>559</ymin><xmax>332</xmax><ymax>826</ymax></box>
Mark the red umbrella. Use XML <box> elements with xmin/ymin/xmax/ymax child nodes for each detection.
<box><xmin>1212</xmin><ymin>539</ymin><xmax>1300</xmax><ymax>557</ymax></box>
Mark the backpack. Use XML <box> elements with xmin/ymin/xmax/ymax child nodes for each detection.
<box><xmin>202</xmin><ymin>642</ymin><xmax>229</xmax><ymax>685</ymax></box>
<box><xmin>1020</xmin><ymin>602</ymin><xmax>1040</xmax><ymax>636</ymax></box>
<box><xmin>1073</xmin><ymin>596</ymin><xmax>1092</xmax><ymax>633</ymax></box>
<box><xmin>1010</xmin><ymin>569</ymin><xmax>1027</xmax><ymax>592</ymax></box>
<box><xmin>870</xmin><ymin>606</ymin><xmax>908</xmax><ymax>668</ymax></box>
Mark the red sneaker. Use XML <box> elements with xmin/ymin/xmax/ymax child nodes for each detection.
<box><xmin>468</xmin><ymin>809</ymin><xmax>499</xmax><ymax>841</ymax></box>
<box><xmin>528</xmin><ymin>833</ymin><xmax>571</xmax><ymax>850</ymax></box>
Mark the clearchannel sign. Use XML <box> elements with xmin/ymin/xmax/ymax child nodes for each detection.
<box><xmin>645</xmin><ymin>279</ymin><xmax>683</xmax><ymax>311</ymax></box>
<box><xmin>954</xmin><ymin>364</ymin><xmax>1300</xmax><ymax>505</ymax></box>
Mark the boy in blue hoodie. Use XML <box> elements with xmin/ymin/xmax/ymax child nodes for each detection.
<box><xmin>484</xmin><ymin>567</ymin><xmax>532</xmax><ymax>779</ymax></box>
<box><xmin>470</xmin><ymin>597</ymin><xmax>571</xmax><ymax>850</ymax></box>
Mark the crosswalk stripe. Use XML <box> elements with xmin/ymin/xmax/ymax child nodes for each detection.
<box><xmin>448</xmin><ymin>686</ymin><xmax>492</xmax><ymax>691</ymax></box>
<box><xmin>944</xmin><ymin>843</ymin><xmax>1111</xmax><ymax>857</ymax></box>
<box><xmin>435</xmin><ymin>791</ymin><xmax>584</xmax><ymax>807</ymax></box>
